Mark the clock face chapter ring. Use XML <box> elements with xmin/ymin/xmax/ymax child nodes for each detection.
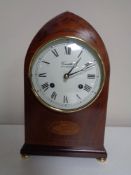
<box><xmin>29</xmin><ymin>36</ymin><xmax>106</xmax><ymax>113</ymax></box>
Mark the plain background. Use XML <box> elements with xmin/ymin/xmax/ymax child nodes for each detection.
<box><xmin>0</xmin><ymin>0</ymin><xmax>131</xmax><ymax>126</ymax></box>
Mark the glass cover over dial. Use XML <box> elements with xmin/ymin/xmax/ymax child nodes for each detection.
<box><xmin>29</xmin><ymin>37</ymin><xmax>105</xmax><ymax>112</ymax></box>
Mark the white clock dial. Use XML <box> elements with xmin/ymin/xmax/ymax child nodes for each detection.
<box><xmin>29</xmin><ymin>37</ymin><xmax>105</xmax><ymax>112</ymax></box>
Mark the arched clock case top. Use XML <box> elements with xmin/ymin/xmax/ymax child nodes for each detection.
<box><xmin>21</xmin><ymin>12</ymin><xmax>110</xmax><ymax>160</ymax></box>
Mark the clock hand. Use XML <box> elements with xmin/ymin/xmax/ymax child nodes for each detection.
<box><xmin>64</xmin><ymin>57</ymin><xmax>82</xmax><ymax>79</ymax></box>
<box><xmin>67</xmin><ymin>63</ymin><xmax>95</xmax><ymax>77</ymax></box>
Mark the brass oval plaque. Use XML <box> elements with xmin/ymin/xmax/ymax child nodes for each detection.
<box><xmin>50</xmin><ymin>121</ymin><xmax>80</xmax><ymax>136</ymax></box>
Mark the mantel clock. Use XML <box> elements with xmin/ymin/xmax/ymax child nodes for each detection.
<box><xmin>20</xmin><ymin>12</ymin><xmax>110</xmax><ymax>161</ymax></box>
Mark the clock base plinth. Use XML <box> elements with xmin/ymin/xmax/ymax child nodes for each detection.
<box><xmin>20</xmin><ymin>144</ymin><xmax>107</xmax><ymax>159</ymax></box>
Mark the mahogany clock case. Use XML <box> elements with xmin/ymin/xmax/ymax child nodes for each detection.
<box><xmin>20</xmin><ymin>12</ymin><xmax>110</xmax><ymax>159</ymax></box>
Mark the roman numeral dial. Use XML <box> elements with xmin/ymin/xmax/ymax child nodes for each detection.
<box><xmin>42</xmin><ymin>61</ymin><xmax>50</xmax><ymax>64</ymax></box>
<box><xmin>65</xmin><ymin>46</ymin><xmax>71</xmax><ymax>55</ymax></box>
<box><xmin>41</xmin><ymin>82</ymin><xmax>49</xmax><ymax>92</ymax></box>
<box><xmin>63</xmin><ymin>96</ymin><xmax>68</xmax><ymax>103</ymax></box>
<box><xmin>51</xmin><ymin>91</ymin><xmax>57</xmax><ymax>100</ymax></box>
<box><xmin>39</xmin><ymin>73</ymin><xmax>47</xmax><ymax>77</ymax></box>
<box><xmin>87</xmin><ymin>74</ymin><xmax>95</xmax><ymax>79</ymax></box>
<box><xmin>30</xmin><ymin>37</ymin><xmax>103</xmax><ymax>111</ymax></box>
<box><xmin>51</xmin><ymin>49</ymin><xmax>59</xmax><ymax>57</ymax></box>
<box><xmin>84</xmin><ymin>84</ymin><xmax>92</xmax><ymax>92</ymax></box>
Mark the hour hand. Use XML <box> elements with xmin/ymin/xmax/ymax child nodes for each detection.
<box><xmin>63</xmin><ymin>57</ymin><xmax>82</xmax><ymax>79</ymax></box>
<box><xmin>64</xmin><ymin>62</ymin><xmax>95</xmax><ymax>79</ymax></box>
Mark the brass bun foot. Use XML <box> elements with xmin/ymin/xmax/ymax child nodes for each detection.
<box><xmin>97</xmin><ymin>157</ymin><xmax>107</xmax><ymax>163</ymax></box>
<box><xmin>21</xmin><ymin>154</ymin><xmax>29</xmax><ymax>159</ymax></box>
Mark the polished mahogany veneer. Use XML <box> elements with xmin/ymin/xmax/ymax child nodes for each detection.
<box><xmin>20</xmin><ymin>12</ymin><xmax>110</xmax><ymax>159</ymax></box>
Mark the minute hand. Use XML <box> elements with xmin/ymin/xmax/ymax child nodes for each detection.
<box><xmin>68</xmin><ymin>64</ymin><xmax>95</xmax><ymax>77</ymax></box>
<box><xmin>66</xmin><ymin>57</ymin><xmax>82</xmax><ymax>75</ymax></box>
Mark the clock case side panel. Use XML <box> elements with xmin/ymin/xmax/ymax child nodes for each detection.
<box><xmin>21</xmin><ymin>12</ymin><xmax>110</xmax><ymax>158</ymax></box>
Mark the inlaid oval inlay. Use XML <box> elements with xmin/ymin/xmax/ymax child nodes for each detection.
<box><xmin>50</xmin><ymin>121</ymin><xmax>80</xmax><ymax>135</ymax></box>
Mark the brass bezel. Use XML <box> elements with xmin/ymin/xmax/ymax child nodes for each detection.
<box><xmin>29</xmin><ymin>36</ymin><xmax>106</xmax><ymax>113</ymax></box>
